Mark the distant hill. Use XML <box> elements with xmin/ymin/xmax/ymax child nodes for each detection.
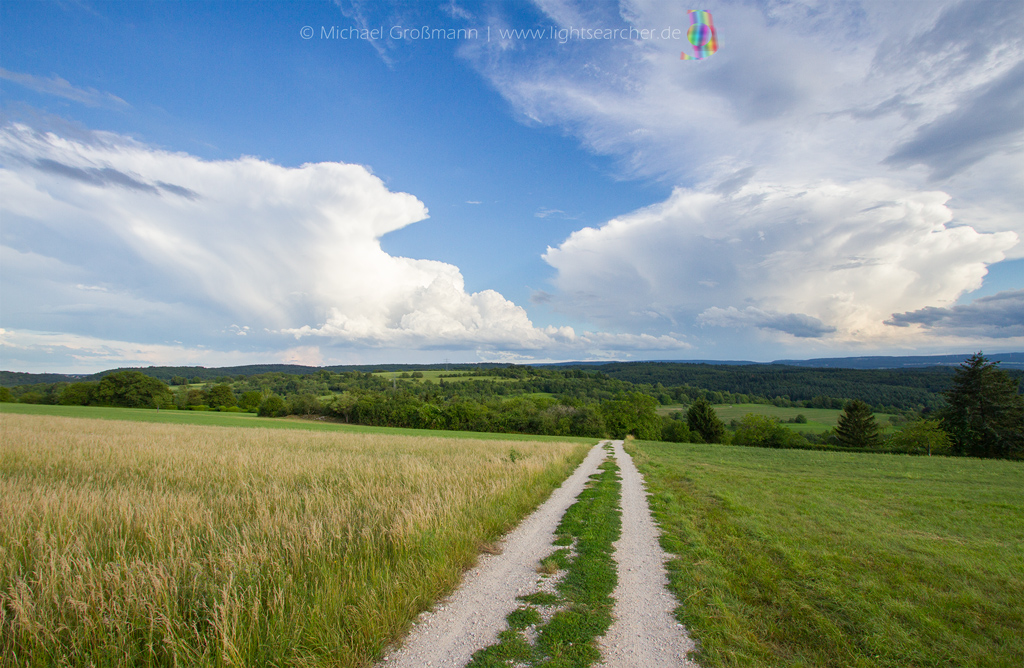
<box><xmin>551</xmin><ymin>353</ymin><xmax>1024</xmax><ymax>369</ymax></box>
<box><xmin>772</xmin><ymin>353</ymin><xmax>1024</xmax><ymax>369</ymax></box>
<box><xmin>0</xmin><ymin>363</ymin><xmax>504</xmax><ymax>387</ymax></box>
<box><xmin>2</xmin><ymin>353</ymin><xmax>1021</xmax><ymax>388</ymax></box>
<box><xmin>0</xmin><ymin>371</ymin><xmax>90</xmax><ymax>386</ymax></box>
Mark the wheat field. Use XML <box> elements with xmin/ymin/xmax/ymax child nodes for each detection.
<box><xmin>0</xmin><ymin>413</ymin><xmax>590</xmax><ymax>667</ymax></box>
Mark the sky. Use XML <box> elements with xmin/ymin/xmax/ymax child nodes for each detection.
<box><xmin>1</xmin><ymin>0</ymin><xmax>1022</xmax><ymax>373</ymax></box>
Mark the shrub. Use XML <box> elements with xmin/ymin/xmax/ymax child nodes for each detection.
<box><xmin>286</xmin><ymin>393</ymin><xmax>322</xmax><ymax>416</ymax></box>
<box><xmin>661</xmin><ymin>416</ymin><xmax>694</xmax><ymax>443</ymax></box>
<box><xmin>733</xmin><ymin>414</ymin><xmax>802</xmax><ymax>449</ymax></box>
<box><xmin>887</xmin><ymin>420</ymin><xmax>952</xmax><ymax>456</ymax></box>
<box><xmin>258</xmin><ymin>395</ymin><xmax>287</xmax><ymax>417</ymax></box>
<box><xmin>58</xmin><ymin>382</ymin><xmax>98</xmax><ymax>406</ymax></box>
<box><xmin>18</xmin><ymin>392</ymin><xmax>46</xmax><ymax>405</ymax></box>
<box><xmin>239</xmin><ymin>391</ymin><xmax>262</xmax><ymax>412</ymax></box>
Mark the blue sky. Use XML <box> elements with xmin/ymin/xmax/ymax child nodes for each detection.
<box><xmin>1</xmin><ymin>0</ymin><xmax>1022</xmax><ymax>373</ymax></box>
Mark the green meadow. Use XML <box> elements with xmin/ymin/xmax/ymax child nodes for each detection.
<box><xmin>629</xmin><ymin>440</ymin><xmax>1024</xmax><ymax>668</ymax></box>
<box><xmin>658</xmin><ymin>403</ymin><xmax>897</xmax><ymax>433</ymax></box>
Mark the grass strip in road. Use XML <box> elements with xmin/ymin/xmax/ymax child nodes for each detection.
<box><xmin>628</xmin><ymin>440</ymin><xmax>1024</xmax><ymax>668</ymax></box>
<box><xmin>467</xmin><ymin>445</ymin><xmax>622</xmax><ymax>668</ymax></box>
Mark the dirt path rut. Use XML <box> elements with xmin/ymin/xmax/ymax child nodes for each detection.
<box><xmin>377</xmin><ymin>442</ymin><xmax>607</xmax><ymax>668</ymax></box>
<box><xmin>597</xmin><ymin>440</ymin><xmax>699</xmax><ymax>667</ymax></box>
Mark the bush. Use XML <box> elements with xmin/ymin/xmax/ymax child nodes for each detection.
<box><xmin>661</xmin><ymin>416</ymin><xmax>694</xmax><ymax>443</ymax></box>
<box><xmin>733</xmin><ymin>414</ymin><xmax>809</xmax><ymax>449</ymax></box>
<box><xmin>887</xmin><ymin>419</ymin><xmax>952</xmax><ymax>456</ymax></box>
<box><xmin>18</xmin><ymin>391</ymin><xmax>46</xmax><ymax>405</ymax></box>
<box><xmin>258</xmin><ymin>395</ymin><xmax>287</xmax><ymax>417</ymax></box>
<box><xmin>239</xmin><ymin>391</ymin><xmax>262</xmax><ymax>412</ymax></box>
<box><xmin>287</xmin><ymin>393</ymin><xmax>322</xmax><ymax>416</ymax></box>
<box><xmin>58</xmin><ymin>382</ymin><xmax>98</xmax><ymax>406</ymax></box>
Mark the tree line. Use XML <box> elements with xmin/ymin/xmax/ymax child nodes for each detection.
<box><xmin>2</xmin><ymin>354</ymin><xmax>1020</xmax><ymax>459</ymax></box>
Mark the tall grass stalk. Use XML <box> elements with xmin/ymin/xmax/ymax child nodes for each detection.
<box><xmin>0</xmin><ymin>413</ymin><xmax>589</xmax><ymax>667</ymax></box>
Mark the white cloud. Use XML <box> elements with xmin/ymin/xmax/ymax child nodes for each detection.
<box><xmin>457</xmin><ymin>0</ymin><xmax>1023</xmax><ymax>352</ymax></box>
<box><xmin>0</xmin><ymin>328</ymin><xmax>262</xmax><ymax>373</ymax></box>
<box><xmin>0</xmin><ymin>123</ymin><xmax>700</xmax><ymax>368</ymax></box>
<box><xmin>2</xmin><ymin>123</ymin><xmax>579</xmax><ymax>353</ymax></box>
<box><xmin>543</xmin><ymin>180</ymin><xmax>1017</xmax><ymax>342</ymax></box>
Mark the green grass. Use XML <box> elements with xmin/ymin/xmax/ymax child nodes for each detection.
<box><xmin>658</xmin><ymin>403</ymin><xmax>897</xmax><ymax>434</ymax></box>
<box><xmin>0</xmin><ymin>412</ymin><xmax>592</xmax><ymax>667</ymax></box>
<box><xmin>0</xmin><ymin>403</ymin><xmax>595</xmax><ymax>443</ymax></box>
<box><xmin>627</xmin><ymin>440</ymin><xmax>1024</xmax><ymax>668</ymax></box>
<box><xmin>467</xmin><ymin>446</ymin><xmax>621</xmax><ymax>668</ymax></box>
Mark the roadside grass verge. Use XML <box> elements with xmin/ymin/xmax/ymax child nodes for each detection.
<box><xmin>627</xmin><ymin>440</ymin><xmax>1024</xmax><ymax>668</ymax></box>
<box><xmin>468</xmin><ymin>445</ymin><xmax>621</xmax><ymax>668</ymax></box>
<box><xmin>0</xmin><ymin>403</ymin><xmax>596</xmax><ymax>443</ymax></box>
<box><xmin>0</xmin><ymin>413</ymin><xmax>592</xmax><ymax>667</ymax></box>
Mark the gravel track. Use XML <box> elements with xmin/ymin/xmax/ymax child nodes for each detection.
<box><xmin>376</xmin><ymin>439</ymin><xmax>699</xmax><ymax>667</ymax></box>
<box><xmin>597</xmin><ymin>440</ymin><xmax>699</xmax><ymax>667</ymax></box>
<box><xmin>377</xmin><ymin>442</ymin><xmax>607</xmax><ymax>668</ymax></box>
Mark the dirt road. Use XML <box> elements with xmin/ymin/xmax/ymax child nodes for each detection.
<box><xmin>377</xmin><ymin>439</ymin><xmax>699</xmax><ymax>667</ymax></box>
<box><xmin>378</xmin><ymin>442</ymin><xmax>606</xmax><ymax>667</ymax></box>
<box><xmin>597</xmin><ymin>440</ymin><xmax>699</xmax><ymax>667</ymax></box>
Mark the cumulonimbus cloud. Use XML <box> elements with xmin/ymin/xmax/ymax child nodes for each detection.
<box><xmin>0</xmin><ymin>123</ymin><xmax>693</xmax><ymax>362</ymax></box>
<box><xmin>1</xmin><ymin>123</ymin><xmax>547</xmax><ymax>350</ymax></box>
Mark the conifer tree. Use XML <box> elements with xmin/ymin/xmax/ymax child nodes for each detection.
<box><xmin>835</xmin><ymin>399</ymin><xmax>881</xmax><ymax>448</ymax></box>
<box><xmin>686</xmin><ymin>397</ymin><xmax>726</xmax><ymax>443</ymax></box>
<box><xmin>940</xmin><ymin>353</ymin><xmax>1024</xmax><ymax>459</ymax></box>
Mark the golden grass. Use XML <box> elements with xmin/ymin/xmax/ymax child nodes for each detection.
<box><xmin>0</xmin><ymin>413</ymin><xmax>590</xmax><ymax>667</ymax></box>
